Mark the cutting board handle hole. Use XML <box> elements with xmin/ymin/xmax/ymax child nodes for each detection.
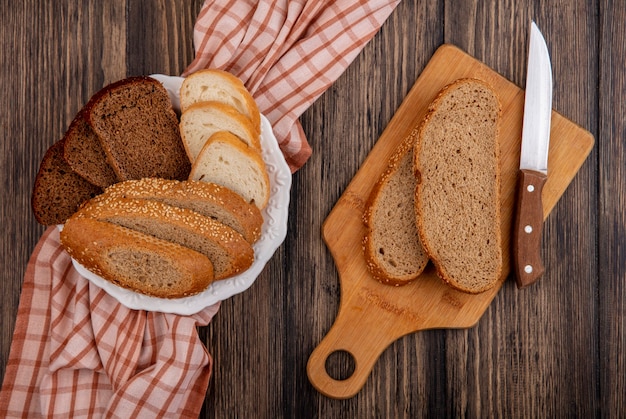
<box><xmin>324</xmin><ymin>350</ymin><xmax>356</xmax><ymax>381</ymax></box>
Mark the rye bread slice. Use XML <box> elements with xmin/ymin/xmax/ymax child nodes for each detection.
<box><xmin>84</xmin><ymin>76</ymin><xmax>190</xmax><ymax>181</ymax></box>
<box><xmin>413</xmin><ymin>78</ymin><xmax>502</xmax><ymax>294</ymax></box>
<box><xmin>31</xmin><ymin>139</ymin><xmax>102</xmax><ymax>225</ymax></box>
<box><xmin>363</xmin><ymin>129</ymin><xmax>429</xmax><ymax>286</ymax></box>
<box><xmin>60</xmin><ymin>217</ymin><xmax>215</xmax><ymax>298</ymax></box>
<box><xmin>63</xmin><ymin>111</ymin><xmax>119</xmax><ymax>188</ymax></box>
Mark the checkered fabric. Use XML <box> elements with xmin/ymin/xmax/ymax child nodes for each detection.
<box><xmin>0</xmin><ymin>0</ymin><xmax>399</xmax><ymax>417</ymax></box>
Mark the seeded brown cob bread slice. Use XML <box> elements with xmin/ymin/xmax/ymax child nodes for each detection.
<box><xmin>189</xmin><ymin>131</ymin><xmax>270</xmax><ymax>209</ymax></box>
<box><xmin>63</xmin><ymin>111</ymin><xmax>119</xmax><ymax>188</ymax></box>
<box><xmin>75</xmin><ymin>196</ymin><xmax>254</xmax><ymax>280</ymax></box>
<box><xmin>84</xmin><ymin>76</ymin><xmax>191</xmax><ymax>181</ymax></box>
<box><xmin>363</xmin><ymin>129</ymin><xmax>429</xmax><ymax>286</ymax></box>
<box><xmin>31</xmin><ymin>139</ymin><xmax>102</xmax><ymax>225</ymax></box>
<box><xmin>98</xmin><ymin>178</ymin><xmax>264</xmax><ymax>244</ymax></box>
<box><xmin>413</xmin><ymin>78</ymin><xmax>502</xmax><ymax>294</ymax></box>
<box><xmin>180</xmin><ymin>69</ymin><xmax>261</xmax><ymax>134</ymax></box>
<box><xmin>60</xmin><ymin>217</ymin><xmax>215</xmax><ymax>298</ymax></box>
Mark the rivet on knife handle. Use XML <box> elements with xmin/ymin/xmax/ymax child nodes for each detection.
<box><xmin>513</xmin><ymin>169</ymin><xmax>547</xmax><ymax>288</ymax></box>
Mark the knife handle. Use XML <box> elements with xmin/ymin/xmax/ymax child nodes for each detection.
<box><xmin>513</xmin><ymin>169</ymin><xmax>547</xmax><ymax>288</ymax></box>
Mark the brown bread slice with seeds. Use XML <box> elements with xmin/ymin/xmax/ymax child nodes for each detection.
<box><xmin>74</xmin><ymin>196</ymin><xmax>253</xmax><ymax>280</ymax></box>
<box><xmin>363</xmin><ymin>129</ymin><xmax>429</xmax><ymax>286</ymax></box>
<box><xmin>98</xmin><ymin>178</ymin><xmax>264</xmax><ymax>244</ymax></box>
<box><xmin>63</xmin><ymin>111</ymin><xmax>119</xmax><ymax>188</ymax></box>
<box><xmin>84</xmin><ymin>76</ymin><xmax>191</xmax><ymax>181</ymax></box>
<box><xmin>31</xmin><ymin>139</ymin><xmax>102</xmax><ymax>225</ymax></box>
<box><xmin>413</xmin><ymin>78</ymin><xmax>502</xmax><ymax>294</ymax></box>
<box><xmin>60</xmin><ymin>217</ymin><xmax>215</xmax><ymax>298</ymax></box>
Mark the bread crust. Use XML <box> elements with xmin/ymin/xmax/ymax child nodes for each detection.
<box><xmin>412</xmin><ymin>78</ymin><xmax>503</xmax><ymax>294</ymax></box>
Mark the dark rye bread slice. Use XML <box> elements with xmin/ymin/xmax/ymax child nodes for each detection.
<box><xmin>31</xmin><ymin>139</ymin><xmax>102</xmax><ymax>225</ymax></box>
<box><xmin>98</xmin><ymin>178</ymin><xmax>264</xmax><ymax>244</ymax></box>
<box><xmin>84</xmin><ymin>76</ymin><xmax>190</xmax><ymax>181</ymax></box>
<box><xmin>63</xmin><ymin>111</ymin><xmax>119</xmax><ymax>188</ymax></box>
<box><xmin>75</xmin><ymin>196</ymin><xmax>254</xmax><ymax>280</ymax></box>
<box><xmin>413</xmin><ymin>78</ymin><xmax>502</xmax><ymax>294</ymax></box>
<box><xmin>60</xmin><ymin>217</ymin><xmax>215</xmax><ymax>298</ymax></box>
<box><xmin>363</xmin><ymin>129</ymin><xmax>429</xmax><ymax>286</ymax></box>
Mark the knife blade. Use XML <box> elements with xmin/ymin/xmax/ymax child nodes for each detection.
<box><xmin>513</xmin><ymin>21</ymin><xmax>553</xmax><ymax>288</ymax></box>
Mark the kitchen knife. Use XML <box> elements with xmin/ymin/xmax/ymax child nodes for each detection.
<box><xmin>513</xmin><ymin>21</ymin><xmax>553</xmax><ymax>288</ymax></box>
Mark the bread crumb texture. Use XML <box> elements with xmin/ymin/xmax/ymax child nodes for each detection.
<box><xmin>414</xmin><ymin>78</ymin><xmax>502</xmax><ymax>294</ymax></box>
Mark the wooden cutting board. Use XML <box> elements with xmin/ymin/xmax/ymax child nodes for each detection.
<box><xmin>307</xmin><ymin>44</ymin><xmax>594</xmax><ymax>399</ymax></box>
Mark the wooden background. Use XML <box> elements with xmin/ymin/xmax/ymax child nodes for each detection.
<box><xmin>1</xmin><ymin>1</ymin><xmax>623</xmax><ymax>417</ymax></box>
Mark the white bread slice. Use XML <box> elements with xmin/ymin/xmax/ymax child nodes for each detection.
<box><xmin>60</xmin><ymin>217</ymin><xmax>215</xmax><ymax>298</ymax></box>
<box><xmin>180</xmin><ymin>69</ymin><xmax>261</xmax><ymax>133</ymax></box>
<box><xmin>190</xmin><ymin>131</ymin><xmax>270</xmax><ymax>209</ymax></box>
<box><xmin>363</xmin><ymin>129</ymin><xmax>429</xmax><ymax>286</ymax></box>
<box><xmin>179</xmin><ymin>101</ymin><xmax>261</xmax><ymax>162</ymax></box>
<box><xmin>413</xmin><ymin>78</ymin><xmax>502</xmax><ymax>294</ymax></box>
<box><xmin>75</xmin><ymin>196</ymin><xmax>254</xmax><ymax>280</ymax></box>
<box><xmin>99</xmin><ymin>178</ymin><xmax>263</xmax><ymax>244</ymax></box>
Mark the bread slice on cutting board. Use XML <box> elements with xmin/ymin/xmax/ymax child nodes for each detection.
<box><xmin>189</xmin><ymin>131</ymin><xmax>270</xmax><ymax>209</ymax></box>
<box><xmin>179</xmin><ymin>101</ymin><xmax>261</xmax><ymax>161</ymax></box>
<box><xmin>99</xmin><ymin>178</ymin><xmax>263</xmax><ymax>244</ymax></box>
<box><xmin>363</xmin><ymin>129</ymin><xmax>429</xmax><ymax>286</ymax></box>
<box><xmin>60</xmin><ymin>217</ymin><xmax>215</xmax><ymax>298</ymax></box>
<box><xmin>179</xmin><ymin>69</ymin><xmax>261</xmax><ymax>134</ymax></box>
<box><xmin>413</xmin><ymin>78</ymin><xmax>502</xmax><ymax>294</ymax></box>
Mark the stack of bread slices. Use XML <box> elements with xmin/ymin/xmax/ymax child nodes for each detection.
<box><xmin>363</xmin><ymin>78</ymin><xmax>503</xmax><ymax>294</ymax></box>
<box><xmin>33</xmin><ymin>71</ymin><xmax>271</xmax><ymax>298</ymax></box>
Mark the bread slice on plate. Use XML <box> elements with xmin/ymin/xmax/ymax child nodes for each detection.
<box><xmin>84</xmin><ymin>76</ymin><xmax>190</xmax><ymax>181</ymax></box>
<box><xmin>179</xmin><ymin>69</ymin><xmax>261</xmax><ymax>133</ymax></box>
<box><xmin>99</xmin><ymin>178</ymin><xmax>264</xmax><ymax>243</ymax></box>
<box><xmin>63</xmin><ymin>111</ymin><xmax>119</xmax><ymax>188</ymax></box>
<box><xmin>179</xmin><ymin>101</ymin><xmax>261</xmax><ymax>161</ymax></box>
<box><xmin>75</xmin><ymin>196</ymin><xmax>254</xmax><ymax>280</ymax></box>
<box><xmin>413</xmin><ymin>78</ymin><xmax>502</xmax><ymax>294</ymax></box>
<box><xmin>363</xmin><ymin>129</ymin><xmax>429</xmax><ymax>286</ymax></box>
<box><xmin>31</xmin><ymin>139</ymin><xmax>102</xmax><ymax>225</ymax></box>
<box><xmin>189</xmin><ymin>131</ymin><xmax>270</xmax><ymax>209</ymax></box>
<box><xmin>60</xmin><ymin>217</ymin><xmax>215</xmax><ymax>298</ymax></box>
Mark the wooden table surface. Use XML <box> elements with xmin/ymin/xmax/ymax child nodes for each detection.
<box><xmin>1</xmin><ymin>1</ymin><xmax>623</xmax><ymax>417</ymax></box>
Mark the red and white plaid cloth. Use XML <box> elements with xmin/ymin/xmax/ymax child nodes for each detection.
<box><xmin>0</xmin><ymin>0</ymin><xmax>399</xmax><ymax>417</ymax></box>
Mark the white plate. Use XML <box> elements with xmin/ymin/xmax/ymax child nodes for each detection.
<box><xmin>65</xmin><ymin>74</ymin><xmax>291</xmax><ymax>315</ymax></box>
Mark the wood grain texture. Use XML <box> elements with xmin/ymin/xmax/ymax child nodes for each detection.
<box><xmin>0</xmin><ymin>1</ymin><xmax>623</xmax><ymax>417</ymax></box>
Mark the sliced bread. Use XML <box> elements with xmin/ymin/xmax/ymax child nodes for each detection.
<box><xmin>413</xmin><ymin>78</ymin><xmax>502</xmax><ymax>294</ymax></box>
<box><xmin>63</xmin><ymin>111</ymin><xmax>119</xmax><ymax>188</ymax></box>
<box><xmin>189</xmin><ymin>131</ymin><xmax>270</xmax><ymax>209</ymax></box>
<box><xmin>75</xmin><ymin>196</ymin><xmax>254</xmax><ymax>280</ymax></box>
<box><xmin>31</xmin><ymin>139</ymin><xmax>102</xmax><ymax>225</ymax></box>
<box><xmin>180</xmin><ymin>69</ymin><xmax>261</xmax><ymax>133</ymax></box>
<box><xmin>60</xmin><ymin>217</ymin><xmax>215</xmax><ymax>298</ymax></box>
<box><xmin>99</xmin><ymin>178</ymin><xmax>264</xmax><ymax>243</ymax></box>
<box><xmin>179</xmin><ymin>101</ymin><xmax>261</xmax><ymax>161</ymax></box>
<box><xmin>363</xmin><ymin>129</ymin><xmax>429</xmax><ymax>286</ymax></box>
<box><xmin>84</xmin><ymin>76</ymin><xmax>190</xmax><ymax>181</ymax></box>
